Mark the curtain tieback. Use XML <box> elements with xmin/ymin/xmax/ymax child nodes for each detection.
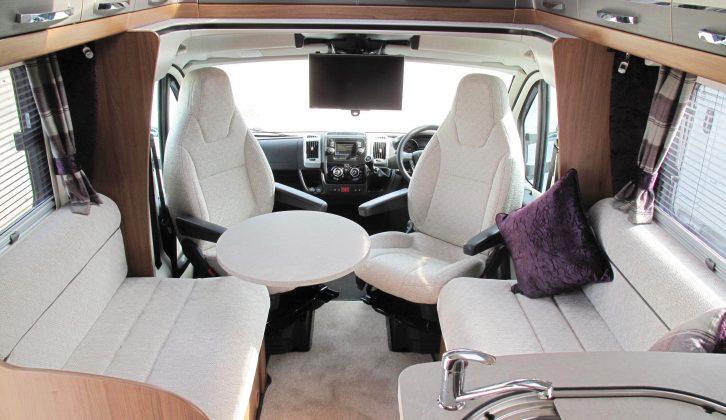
<box><xmin>53</xmin><ymin>154</ymin><xmax>80</xmax><ymax>175</ymax></box>
<box><xmin>637</xmin><ymin>172</ymin><xmax>657</xmax><ymax>190</ymax></box>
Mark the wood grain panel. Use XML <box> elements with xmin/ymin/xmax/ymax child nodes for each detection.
<box><xmin>0</xmin><ymin>4</ymin><xmax>193</xmax><ymax>68</ymax></box>
<box><xmin>92</xmin><ymin>32</ymin><xmax>159</xmax><ymax>277</ymax></box>
<box><xmin>198</xmin><ymin>4</ymin><xmax>515</xmax><ymax>22</ymax></box>
<box><xmin>552</xmin><ymin>38</ymin><xmax>614</xmax><ymax>209</ymax></box>
<box><xmin>513</xmin><ymin>8</ymin><xmax>538</xmax><ymax>24</ymax></box>
<box><xmin>246</xmin><ymin>341</ymin><xmax>267</xmax><ymax>420</ymax></box>
<box><xmin>128</xmin><ymin>3</ymin><xmax>199</xmax><ymax>27</ymax></box>
<box><xmin>528</xmin><ymin>11</ymin><xmax>726</xmax><ymax>86</ymax></box>
<box><xmin>0</xmin><ymin>362</ymin><xmax>208</xmax><ymax>420</ymax></box>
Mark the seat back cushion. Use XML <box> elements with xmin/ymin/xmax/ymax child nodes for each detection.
<box><xmin>0</xmin><ymin>196</ymin><xmax>127</xmax><ymax>367</ymax></box>
<box><xmin>164</xmin><ymin>67</ymin><xmax>275</xmax><ymax>251</ymax></box>
<box><xmin>587</xmin><ymin>199</ymin><xmax>726</xmax><ymax>350</ymax></box>
<box><xmin>408</xmin><ymin>74</ymin><xmax>524</xmax><ymax>248</ymax></box>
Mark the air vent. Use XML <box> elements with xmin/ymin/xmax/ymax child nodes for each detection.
<box><xmin>373</xmin><ymin>141</ymin><xmax>387</xmax><ymax>160</ymax></box>
<box><xmin>306</xmin><ymin>140</ymin><xmax>319</xmax><ymax>159</ymax></box>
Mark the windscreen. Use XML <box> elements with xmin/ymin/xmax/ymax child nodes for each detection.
<box><xmin>218</xmin><ymin>60</ymin><xmax>514</xmax><ymax>133</ymax></box>
<box><xmin>309</xmin><ymin>54</ymin><xmax>404</xmax><ymax>111</ymax></box>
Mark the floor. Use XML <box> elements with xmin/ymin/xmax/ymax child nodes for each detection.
<box><xmin>259</xmin><ymin>301</ymin><xmax>431</xmax><ymax>420</ymax></box>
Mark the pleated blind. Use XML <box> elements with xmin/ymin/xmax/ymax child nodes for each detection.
<box><xmin>656</xmin><ymin>79</ymin><xmax>726</xmax><ymax>259</ymax></box>
<box><xmin>0</xmin><ymin>66</ymin><xmax>53</xmax><ymax>236</ymax></box>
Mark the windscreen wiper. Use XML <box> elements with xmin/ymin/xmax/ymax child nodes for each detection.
<box><xmin>250</xmin><ymin>128</ymin><xmax>298</xmax><ymax>138</ymax></box>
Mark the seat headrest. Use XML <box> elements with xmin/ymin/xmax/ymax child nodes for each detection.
<box><xmin>448</xmin><ymin>74</ymin><xmax>510</xmax><ymax>147</ymax></box>
<box><xmin>179</xmin><ymin>67</ymin><xmax>238</xmax><ymax>142</ymax></box>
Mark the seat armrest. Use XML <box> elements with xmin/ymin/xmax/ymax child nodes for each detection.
<box><xmin>176</xmin><ymin>215</ymin><xmax>227</xmax><ymax>243</ymax></box>
<box><xmin>358</xmin><ymin>188</ymin><xmax>408</xmax><ymax>217</ymax></box>
<box><xmin>464</xmin><ymin>224</ymin><xmax>504</xmax><ymax>256</ymax></box>
<box><xmin>275</xmin><ymin>182</ymin><xmax>328</xmax><ymax>212</ymax></box>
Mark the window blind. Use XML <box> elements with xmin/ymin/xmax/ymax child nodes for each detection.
<box><xmin>0</xmin><ymin>67</ymin><xmax>53</xmax><ymax>235</ymax></box>
<box><xmin>656</xmin><ymin>80</ymin><xmax>726</xmax><ymax>259</ymax></box>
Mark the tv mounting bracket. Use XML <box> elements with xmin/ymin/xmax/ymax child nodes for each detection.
<box><xmin>294</xmin><ymin>33</ymin><xmax>420</xmax><ymax>55</ymax></box>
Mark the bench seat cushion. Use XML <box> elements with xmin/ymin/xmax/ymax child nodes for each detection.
<box><xmin>438</xmin><ymin>277</ymin><xmax>621</xmax><ymax>354</ymax></box>
<box><xmin>10</xmin><ymin>276</ymin><xmax>269</xmax><ymax>420</ymax></box>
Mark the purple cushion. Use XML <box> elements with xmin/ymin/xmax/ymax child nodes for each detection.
<box><xmin>496</xmin><ymin>169</ymin><xmax>613</xmax><ymax>298</ymax></box>
<box><xmin>650</xmin><ymin>308</ymin><xmax>726</xmax><ymax>353</ymax></box>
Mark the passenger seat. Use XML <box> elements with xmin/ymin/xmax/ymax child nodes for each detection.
<box><xmin>163</xmin><ymin>67</ymin><xmax>326</xmax><ymax>293</ymax></box>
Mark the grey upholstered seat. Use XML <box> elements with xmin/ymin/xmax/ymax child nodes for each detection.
<box><xmin>355</xmin><ymin>74</ymin><xmax>525</xmax><ymax>304</ymax></box>
<box><xmin>438</xmin><ymin>199</ymin><xmax>726</xmax><ymax>354</ymax></box>
<box><xmin>0</xmin><ymin>196</ymin><xmax>269</xmax><ymax>419</ymax></box>
<box><xmin>163</xmin><ymin>67</ymin><xmax>287</xmax><ymax>292</ymax></box>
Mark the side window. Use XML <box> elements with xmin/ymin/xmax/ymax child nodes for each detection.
<box><xmin>519</xmin><ymin>80</ymin><xmax>559</xmax><ymax>192</ymax></box>
<box><xmin>150</xmin><ymin>75</ymin><xmax>179</xmax><ymax>162</ymax></box>
<box><xmin>656</xmin><ymin>79</ymin><xmax>726</xmax><ymax>264</ymax></box>
<box><xmin>0</xmin><ymin>66</ymin><xmax>54</xmax><ymax>250</ymax></box>
<box><xmin>522</xmin><ymin>86</ymin><xmax>540</xmax><ymax>186</ymax></box>
<box><xmin>541</xmin><ymin>86</ymin><xmax>559</xmax><ymax>189</ymax></box>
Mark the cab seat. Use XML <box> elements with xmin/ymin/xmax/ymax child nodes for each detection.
<box><xmin>0</xmin><ymin>196</ymin><xmax>269</xmax><ymax>419</ymax></box>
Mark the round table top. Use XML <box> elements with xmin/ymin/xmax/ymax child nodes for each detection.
<box><xmin>216</xmin><ymin>211</ymin><xmax>371</xmax><ymax>288</ymax></box>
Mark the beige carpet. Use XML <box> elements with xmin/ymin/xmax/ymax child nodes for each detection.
<box><xmin>260</xmin><ymin>301</ymin><xmax>431</xmax><ymax>420</ymax></box>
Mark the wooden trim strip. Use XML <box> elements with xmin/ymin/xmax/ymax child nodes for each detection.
<box><xmin>553</xmin><ymin>38</ymin><xmax>614</xmax><ymax>209</ymax></box>
<box><xmin>0</xmin><ymin>4</ymin><xmax>196</xmax><ymax>68</ymax></box>
<box><xmin>525</xmin><ymin>11</ymin><xmax>726</xmax><ymax>85</ymax></box>
<box><xmin>129</xmin><ymin>3</ymin><xmax>199</xmax><ymax>28</ymax></box>
<box><xmin>197</xmin><ymin>4</ymin><xmax>515</xmax><ymax>23</ymax></box>
<box><xmin>0</xmin><ymin>362</ymin><xmax>208</xmax><ymax>419</ymax></box>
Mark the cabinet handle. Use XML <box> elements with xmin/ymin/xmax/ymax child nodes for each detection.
<box><xmin>15</xmin><ymin>7</ymin><xmax>75</xmax><ymax>24</ymax></box>
<box><xmin>149</xmin><ymin>0</ymin><xmax>170</xmax><ymax>4</ymax></box>
<box><xmin>95</xmin><ymin>1</ymin><xmax>130</xmax><ymax>14</ymax></box>
<box><xmin>597</xmin><ymin>10</ymin><xmax>639</xmax><ymax>24</ymax></box>
<box><xmin>542</xmin><ymin>1</ymin><xmax>565</xmax><ymax>11</ymax></box>
<box><xmin>698</xmin><ymin>30</ymin><xmax>726</xmax><ymax>47</ymax></box>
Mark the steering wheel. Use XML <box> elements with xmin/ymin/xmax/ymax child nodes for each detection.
<box><xmin>396</xmin><ymin>125</ymin><xmax>439</xmax><ymax>182</ymax></box>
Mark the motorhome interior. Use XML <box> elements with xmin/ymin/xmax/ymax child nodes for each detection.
<box><xmin>1</xmin><ymin>2</ymin><xmax>726</xmax><ymax>419</ymax></box>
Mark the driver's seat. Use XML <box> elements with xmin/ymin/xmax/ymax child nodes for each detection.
<box><xmin>355</xmin><ymin>74</ymin><xmax>524</xmax><ymax>305</ymax></box>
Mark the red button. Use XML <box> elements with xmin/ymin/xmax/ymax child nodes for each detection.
<box><xmin>341</xmin><ymin>186</ymin><xmax>350</xmax><ymax>193</ymax></box>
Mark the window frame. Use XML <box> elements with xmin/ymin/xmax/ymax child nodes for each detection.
<box><xmin>654</xmin><ymin>76</ymin><xmax>726</xmax><ymax>281</ymax></box>
<box><xmin>0</xmin><ymin>63</ymin><xmax>55</xmax><ymax>255</ymax></box>
<box><xmin>154</xmin><ymin>74</ymin><xmax>180</xmax><ymax>161</ymax></box>
<box><xmin>655</xmin><ymin>209</ymin><xmax>726</xmax><ymax>282</ymax></box>
<box><xmin>518</xmin><ymin>80</ymin><xmax>553</xmax><ymax>191</ymax></box>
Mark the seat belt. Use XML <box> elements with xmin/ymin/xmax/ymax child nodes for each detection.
<box><xmin>149</xmin><ymin>158</ymin><xmax>163</xmax><ymax>269</ymax></box>
<box><xmin>546</xmin><ymin>139</ymin><xmax>559</xmax><ymax>190</ymax></box>
<box><xmin>150</xmin><ymin>138</ymin><xmax>180</xmax><ymax>274</ymax></box>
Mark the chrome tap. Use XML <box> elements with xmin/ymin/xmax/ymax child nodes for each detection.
<box><xmin>438</xmin><ymin>349</ymin><xmax>554</xmax><ymax>411</ymax></box>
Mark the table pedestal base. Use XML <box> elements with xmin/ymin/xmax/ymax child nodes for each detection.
<box><xmin>265</xmin><ymin>285</ymin><xmax>339</xmax><ymax>355</ymax></box>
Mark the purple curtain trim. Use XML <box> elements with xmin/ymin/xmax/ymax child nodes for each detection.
<box><xmin>53</xmin><ymin>155</ymin><xmax>79</xmax><ymax>175</ymax></box>
<box><xmin>637</xmin><ymin>172</ymin><xmax>657</xmax><ymax>190</ymax></box>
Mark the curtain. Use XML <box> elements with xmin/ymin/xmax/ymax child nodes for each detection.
<box><xmin>614</xmin><ymin>67</ymin><xmax>696</xmax><ymax>224</ymax></box>
<box><xmin>25</xmin><ymin>54</ymin><xmax>101</xmax><ymax>215</ymax></box>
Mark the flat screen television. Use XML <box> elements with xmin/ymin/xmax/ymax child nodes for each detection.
<box><xmin>309</xmin><ymin>54</ymin><xmax>404</xmax><ymax>111</ymax></box>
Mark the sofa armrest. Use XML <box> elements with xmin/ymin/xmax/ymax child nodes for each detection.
<box><xmin>275</xmin><ymin>182</ymin><xmax>328</xmax><ymax>212</ymax></box>
<box><xmin>464</xmin><ymin>224</ymin><xmax>504</xmax><ymax>256</ymax></box>
<box><xmin>358</xmin><ymin>188</ymin><xmax>408</xmax><ymax>217</ymax></box>
<box><xmin>176</xmin><ymin>215</ymin><xmax>227</xmax><ymax>243</ymax></box>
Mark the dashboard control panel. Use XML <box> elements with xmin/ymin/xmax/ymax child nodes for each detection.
<box><xmin>324</xmin><ymin>132</ymin><xmax>367</xmax><ymax>185</ymax></box>
<box><xmin>327</xmin><ymin>184</ymin><xmax>366</xmax><ymax>194</ymax></box>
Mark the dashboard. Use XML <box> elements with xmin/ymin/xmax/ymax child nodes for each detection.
<box><xmin>257</xmin><ymin>131</ymin><xmax>430</xmax><ymax>199</ymax></box>
<box><xmin>401</xmin><ymin>135</ymin><xmax>431</xmax><ymax>154</ymax></box>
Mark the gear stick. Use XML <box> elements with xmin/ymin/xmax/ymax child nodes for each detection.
<box><xmin>364</xmin><ymin>156</ymin><xmax>378</xmax><ymax>176</ymax></box>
